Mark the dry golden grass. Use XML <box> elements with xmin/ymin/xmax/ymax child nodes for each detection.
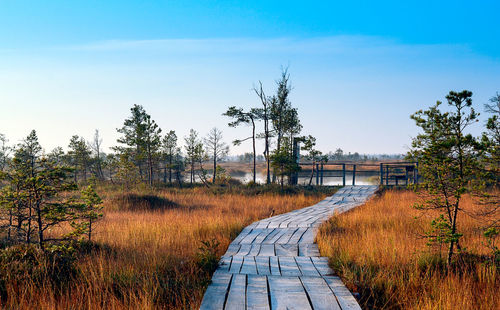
<box><xmin>1</xmin><ymin>186</ymin><xmax>326</xmax><ymax>309</ymax></box>
<box><xmin>317</xmin><ymin>190</ymin><xmax>499</xmax><ymax>310</ymax></box>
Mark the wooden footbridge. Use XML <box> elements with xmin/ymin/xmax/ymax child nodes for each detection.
<box><xmin>200</xmin><ymin>185</ymin><xmax>378</xmax><ymax>310</ymax></box>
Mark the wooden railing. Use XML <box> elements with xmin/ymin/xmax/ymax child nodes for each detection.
<box><xmin>292</xmin><ymin>161</ymin><xmax>419</xmax><ymax>186</ymax></box>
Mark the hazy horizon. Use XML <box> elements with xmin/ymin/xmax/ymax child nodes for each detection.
<box><xmin>1</xmin><ymin>1</ymin><xmax>499</xmax><ymax>155</ymax></box>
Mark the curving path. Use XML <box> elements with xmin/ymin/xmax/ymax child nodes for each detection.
<box><xmin>200</xmin><ymin>185</ymin><xmax>378</xmax><ymax>310</ymax></box>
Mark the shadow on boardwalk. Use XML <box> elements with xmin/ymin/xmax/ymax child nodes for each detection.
<box><xmin>200</xmin><ymin>185</ymin><xmax>378</xmax><ymax>310</ymax></box>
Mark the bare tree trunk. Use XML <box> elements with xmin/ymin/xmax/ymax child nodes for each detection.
<box><xmin>190</xmin><ymin>160</ymin><xmax>194</xmax><ymax>184</ymax></box>
<box><xmin>447</xmin><ymin>202</ymin><xmax>460</xmax><ymax>267</ymax></box>
<box><xmin>213</xmin><ymin>148</ymin><xmax>217</xmax><ymax>183</ymax></box>
<box><xmin>7</xmin><ymin>209</ymin><xmax>12</xmax><ymax>242</ymax></box>
<box><xmin>168</xmin><ymin>153</ymin><xmax>173</xmax><ymax>183</ymax></box>
<box><xmin>252</xmin><ymin>119</ymin><xmax>256</xmax><ymax>183</ymax></box>
<box><xmin>36</xmin><ymin>201</ymin><xmax>44</xmax><ymax>250</ymax></box>
<box><xmin>308</xmin><ymin>161</ymin><xmax>315</xmax><ymax>186</ymax></box>
<box><xmin>88</xmin><ymin>220</ymin><xmax>93</xmax><ymax>241</ymax></box>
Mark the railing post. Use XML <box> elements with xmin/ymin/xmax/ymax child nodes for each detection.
<box><xmin>352</xmin><ymin>164</ymin><xmax>356</xmax><ymax>186</ymax></box>
<box><xmin>342</xmin><ymin>163</ymin><xmax>346</xmax><ymax>187</ymax></box>
<box><xmin>405</xmin><ymin>167</ymin><xmax>409</xmax><ymax>186</ymax></box>
<box><xmin>320</xmin><ymin>163</ymin><xmax>324</xmax><ymax>185</ymax></box>
<box><xmin>380</xmin><ymin>163</ymin><xmax>383</xmax><ymax>185</ymax></box>
<box><xmin>316</xmin><ymin>163</ymin><xmax>319</xmax><ymax>185</ymax></box>
<box><xmin>385</xmin><ymin>165</ymin><xmax>389</xmax><ymax>186</ymax></box>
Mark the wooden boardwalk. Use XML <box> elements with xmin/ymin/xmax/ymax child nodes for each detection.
<box><xmin>200</xmin><ymin>185</ymin><xmax>378</xmax><ymax>310</ymax></box>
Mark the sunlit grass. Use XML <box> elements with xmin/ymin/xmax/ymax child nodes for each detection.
<box><xmin>1</xmin><ymin>186</ymin><xmax>327</xmax><ymax>309</ymax></box>
<box><xmin>317</xmin><ymin>190</ymin><xmax>499</xmax><ymax>310</ymax></box>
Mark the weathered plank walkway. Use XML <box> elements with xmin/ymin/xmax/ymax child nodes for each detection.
<box><xmin>200</xmin><ymin>185</ymin><xmax>378</xmax><ymax>310</ymax></box>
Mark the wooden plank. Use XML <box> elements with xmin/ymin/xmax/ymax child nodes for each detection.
<box><xmin>263</xmin><ymin>228</ymin><xmax>287</xmax><ymax>244</ymax></box>
<box><xmin>295</xmin><ymin>257</ymin><xmax>320</xmax><ymax>277</ymax></box>
<box><xmin>261</xmin><ymin>228</ymin><xmax>281</xmax><ymax>244</ymax></box>
<box><xmin>246</xmin><ymin>275</ymin><xmax>270</xmax><ymax>310</ymax></box>
<box><xmin>235</xmin><ymin>244</ymin><xmax>252</xmax><ymax>256</ymax></box>
<box><xmin>258</xmin><ymin>244</ymin><xmax>275</xmax><ymax>256</ymax></box>
<box><xmin>278</xmin><ymin>256</ymin><xmax>301</xmax><ymax>276</ymax></box>
<box><xmin>276</xmin><ymin>228</ymin><xmax>299</xmax><ymax>244</ymax></box>
<box><xmin>324</xmin><ymin>276</ymin><xmax>362</xmax><ymax>310</ymax></box>
<box><xmin>218</xmin><ymin>256</ymin><xmax>232</xmax><ymax>273</ymax></box>
<box><xmin>278</xmin><ymin>220</ymin><xmax>291</xmax><ymax>228</ymax></box>
<box><xmin>299</xmin><ymin>244</ymin><xmax>320</xmax><ymax>257</ymax></box>
<box><xmin>275</xmin><ymin>244</ymin><xmax>298</xmax><ymax>256</ymax></box>
<box><xmin>231</xmin><ymin>227</ymin><xmax>253</xmax><ymax>245</ymax></box>
<box><xmin>255</xmin><ymin>221</ymin><xmax>270</xmax><ymax>229</ymax></box>
<box><xmin>199</xmin><ymin>271</ymin><xmax>232</xmax><ymax>310</ymax></box>
<box><xmin>200</xmin><ymin>185</ymin><xmax>377</xmax><ymax>310</ymax></box>
<box><xmin>248</xmin><ymin>244</ymin><xmax>261</xmax><ymax>256</ymax></box>
<box><xmin>253</xmin><ymin>228</ymin><xmax>275</xmax><ymax>244</ymax></box>
<box><xmin>311</xmin><ymin>257</ymin><xmax>334</xmax><ymax>276</ymax></box>
<box><xmin>255</xmin><ymin>256</ymin><xmax>271</xmax><ymax>276</ymax></box>
<box><xmin>267</xmin><ymin>221</ymin><xmax>281</xmax><ymax>229</ymax></box>
<box><xmin>287</xmin><ymin>227</ymin><xmax>308</xmax><ymax>244</ymax></box>
<box><xmin>225</xmin><ymin>243</ymin><xmax>240</xmax><ymax>256</ymax></box>
<box><xmin>300</xmin><ymin>276</ymin><xmax>341</xmax><ymax>310</ymax></box>
<box><xmin>270</xmin><ymin>256</ymin><xmax>280</xmax><ymax>276</ymax></box>
<box><xmin>268</xmin><ymin>276</ymin><xmax>312</xmax><ymax>310</ymax></box>
<box><xmin>240</xmin><ymin>229</ymin><xmax>262</xmax><ymax>244</ymax></box>
<box><xmin>229</xmin><ymin>256</ymin><xmax>243</xmax><ymax>274</ymax></box>
<box><xmin>225</xmin><ymin>274</ymin><xmax>246</xmax><ymax>310</ymax></box>
<box><xmin>240</xmin><ymin>256</ymin><xmax>258</xmax><ymax>275</ymax></box>
<box><xmin>298</xmin><ymin>227</ymin><xmax>316</xmax><ymax>244</ymax></box>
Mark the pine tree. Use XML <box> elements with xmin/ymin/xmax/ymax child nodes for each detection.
<box><xmin>68</xmin><ymin>135</ymin><xmax>91</xmax><ymax>183</ymax></box>
<box><xmin>410</xmin><ymin>90</ymin><xmax>485</xmax><ymax>266</ymax></box>
<box><xmin>184</xmin><ymin>129</ymin><xmax>203</xmax><ymax>184</ymax></box>
<box><xmin>76</xmin><ymin>185</ymin><xmax>103</xmax><ymax>241</ymax></box>
<box><xmin>0</xmin><ymin>130</ymin><xmax>78</xmax><ymax>250</ymax></box>
<box><xmin>223</xmin><ymin>107</ymin><xmax>259</xmax><ymax>183</ymax></box>
<box><xmin>162</xmin><ymin>130</ymin><xmax>177</xmax><ymax>184</ymax></box>
<box><xmin>115</xmin><ymin>105</ymin><xmax>161</xmax><ymax>186</ymax></box>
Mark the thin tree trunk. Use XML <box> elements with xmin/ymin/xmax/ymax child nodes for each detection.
<box><xmin>265</xmin><ymin>113</ymin><xmax>271</xmax><ymax>184</ymax></box>
<box><xmin>7</xmin><ymin>209</ymin><xmax>12</xmax><ymax>242</ymax></box>
<box><xmin>36</xmin><ymin>202</ymin><xmax>44</xmax><ymax>250</ymax></box>
<box><xmin>213</xmin><ymin>149</ymin><xmax>217</xmax><ymax>183</ymax></box>
<box><xmin>308</xmin><ymin>161</ymin><xmax>315</xmax><ymax>186</ymax></box>
<box><xmin>168</xmin><ymin>153</ymin><xmax>173</xmax><ymax>183</ymax></box>
<box><xmin>447</xmin><ymin>202</ymin><xmax>460</xmax><ymax>267</ymax></box>
<box><xmin>88</xmin><ymin>220</ymin><xmax>92</xmax><ymax>241</ymax></box>
<box><xmin>252</xmin><ymin>119</ymin><xmax>256</xmax><ymax>183</ymax></box>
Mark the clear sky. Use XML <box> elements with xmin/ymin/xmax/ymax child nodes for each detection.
<box><xmin>1</xmin><ymin>1</ymin><xmax>499</xmax><ymax>155</ymax></box>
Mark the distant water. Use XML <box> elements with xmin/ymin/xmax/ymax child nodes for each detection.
<box><xmin>231</xmin><ymin>172</ymin><xmax>376</xmax><ymax>186</ymax></box>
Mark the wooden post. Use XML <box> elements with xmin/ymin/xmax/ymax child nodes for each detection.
<box><xmin>352</xmin><ymin>164</ymin><xmax>356</xmax><ymax>186</ymax></box>
<box><xmin>316</xmin><ymin>163</ymin><xmax>319</xmax><ymax>185</ymax></box>
<box><xmin>380</xmin><ymin>163</ymin><xmax>383</xmax><ymax>185</ymax></box>
<box><xmin>405</xmin><ymin>167</ymin><xmax>409</xmax><ymax>186</ymax></box>
<box><xmin>320</xmin><ymin>163</ymin><xmax>324</xmax><ymax>185</ymax></box>
<box><xmin>385</xmin><ymin>165</ymin><xmax>389</xmax><ymax>186</ymax></box>
<box><xmin>342</xmin><ymin>163</ymin><xmax>346</xmax><ymax>186</ymax></box>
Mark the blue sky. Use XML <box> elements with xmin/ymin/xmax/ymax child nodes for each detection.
<box><xmin>1</xmin><ymin>1</ymin><xmax>499</xmax><ymax>154</ymax></box>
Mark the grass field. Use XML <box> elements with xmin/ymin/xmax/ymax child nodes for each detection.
<box><xmin>317</xmin><ymin>190</ymin><xmax>499</xmax><ymax>310</ymax></box>
<box><xmin>0</xmin><ymin>185</ymin><xmax>330</xmax><ymax>309</ymax></box>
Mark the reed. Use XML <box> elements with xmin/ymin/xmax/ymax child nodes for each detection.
<box><xmin>317</xmin><ymin>190</ymin><xmax>499</xmax><ymax>310</ymax></box>
<box><xmin>0</xmin><ymin>186</ymin><xmax>327</xmax><ymax>309</ymax></box>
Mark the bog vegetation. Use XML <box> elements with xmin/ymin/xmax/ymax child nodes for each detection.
<box><xmin>0</xmin><ymin>60</ymin><xmax>498</xmax><ymax>310</ymax></box>
<box><xmin>316</xmin><ymin>91</ymin><xmax>499</xmax><ymax>309</ymax></box>
<box><xmin>0</xmin><ymin>69</ymin><xmax>334</xmax><ymax>309</ymax></box>
<box><xmin>317</xmin><ymin>190</ymin><xmax>499</xmax><ymax>310</ymax></box>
